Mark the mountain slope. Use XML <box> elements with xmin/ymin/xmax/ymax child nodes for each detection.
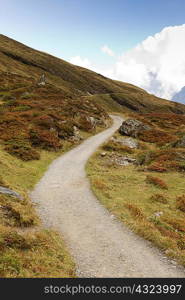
<box><xmin>0</xmin><ymin>34</ymin><xmax>142</xmax><ymax>97</ymax></box>
<box><xmin>1</xmin><ymin>34</ymin><xmax>185</xmax><ymax>115</ymax></box>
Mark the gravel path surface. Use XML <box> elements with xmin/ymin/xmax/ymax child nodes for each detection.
<box><xmin>31</xmin><ymin>115</ymin><xmax>185</xmax><ymax>277</ymax></box>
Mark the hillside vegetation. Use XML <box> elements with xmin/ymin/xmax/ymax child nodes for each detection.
<box><xmin>1</xmin><ymin>34</ymin><xmax>185</xmax><ymax>276</ymax></box>
<box><xmin>87</xmin><ymin>112</ymin><xmax>185</xmax><ymax>266</ymax></box>
<box><xmin>1</xmin><ymin>34</ymin><xmax>185</xmax><ymax>115</ymax></box>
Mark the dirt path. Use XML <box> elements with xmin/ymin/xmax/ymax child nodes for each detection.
<box><xmin>31</xmin><ymin>115</ymin><xmax>185</xmax><ymax>277</ymax></box>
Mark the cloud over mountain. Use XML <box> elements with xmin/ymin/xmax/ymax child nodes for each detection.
<box><xmin>69</xmin><ymin>56</ymin><xmax>92</xmax><ymax>69</ymax></box>
<box><xmin>109</xmin><ymin>24</ymin><xmax>185</xmax><ymax>99</ymax></box>
<box><xmin>68</xmin><ymin>25</ymin><xmax>185</xmax><ymax>100</ymax></box>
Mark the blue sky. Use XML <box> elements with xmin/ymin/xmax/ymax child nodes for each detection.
<box><xmin>0</xmin><ymin>0</ymin><xmax>185</xmax><ymax>61</ymax></box>
<box><xmin>1</xmin><ymin>0</ymin><xmax>185</xmax><ymax>98</ymax></box>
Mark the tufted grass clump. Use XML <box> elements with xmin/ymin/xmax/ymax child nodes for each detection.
<box><xmin>150</xmin><ymin>194</ymin><xmax>168</xmax><ymax>204</ymax></box>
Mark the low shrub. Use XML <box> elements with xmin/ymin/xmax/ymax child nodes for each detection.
<box><xmin>135</xmin><ymin>113</ymin><xmax>185</xmax><ymax>130</ymax></box>
<box><xmin>57</xmin><ymin>121</ymin><xmax>74</xmax><ymax>139</ymax></box>
<box><xmin>30</xmin><ymin>129</ymin><xmax>62</xmax><ymax>151</ymax></box>
<box><xmin>4</xmin><ymin>140</ymin><xmax>40</xmax><ymax>161</ymax></box>
<box><xmin>146</xmin><ymin>175</ymin><xmax>168</xmax><ymax>189</ymax></box>
<box><xmin>138</xmin><ymin>129</ymin><xmax>177</xmax><ymax>145</ymax></box>
<box><xmin>77</xmin><ymin>115</ymin><xmax>94</xmax><ymax>131</ymax></box>
<box><xmin>33</xmin><ymin>115</ymin><xmax>55</xmax><ymax>129</ymax></box>
<box><xmin>0</xmin><ymin>114</ymin><xmax>28</xmax><ymax>141</ymax></box>
<box><xmin>147</xmin><ymin>163</ymin><xmax>167</xmax><ymax>173</ymax></box>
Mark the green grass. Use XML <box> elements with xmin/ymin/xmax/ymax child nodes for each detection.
<box><xmin>86</xmin><ymin>145</ymin><xmax>185</xmax><ymax>266</ymax></box>
<box><xmin>0</xmin><ymin>144</ymin><xmax>70</xmax><ymax>192</ymax></box>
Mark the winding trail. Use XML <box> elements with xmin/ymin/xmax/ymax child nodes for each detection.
<box><xmin>31</xmin><ymin>115</ymin><xmax>185</xmax><ymax>277</ymax></box>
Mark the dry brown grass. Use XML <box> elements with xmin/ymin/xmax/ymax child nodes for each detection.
<box><xmin>146</xmin><ymin>175</ymin><xmax>168</xmax><ymax>189</ymax></box>
<box><xmin>124</xmin><ymin>204</ymin><xmax>144</xmax><ymax>218</ymax></box>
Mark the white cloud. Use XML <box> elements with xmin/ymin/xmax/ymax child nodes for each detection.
<box><xmin>101</xmin><ymin>45</ymin><xmax>115</xmax><ymax>57</ymax></box>
<box><xmin>103</xmin><ymin>24</ymin><xmax>185</xmax><ymax>99</ymax></box>
<box><xmin>69</xmin><ymin>56</ymin><xmax>92</xmax><ymax>69</ymax></box>
<box><xmin>68</xmin><ymin>25</ymin><xmax>185</xmax><ymax>100</ymax></box>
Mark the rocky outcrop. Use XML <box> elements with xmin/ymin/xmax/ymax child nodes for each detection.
<box><xmin>0</xmin><ymin>186</ymin><xmax>23</xmax><ymax>200</ymax></box>
<box><xmin>112</xmin><ymin>155</ymin><xmax>136</xmax><ymax>166</ymax></box>
<box><xmin>88</xmin><ymin>116</ymin><xmax>97</xmax><ymax>129</ymax></box>
<box><xmin>68</xmin><ymin>126</ymin><xmax>83</xmax><ymax>142</ymax></box>
<box><xmin>38</xmin><ymin>73</ymin><xmax>46</xmax><ymax>86</ymax></box>
<box><xmin>119</xmin><ymin>119</ymin><xmax>151</xmax><ymax>138</ymax></box>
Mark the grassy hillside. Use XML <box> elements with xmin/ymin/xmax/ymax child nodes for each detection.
<box><xmin>0</xmin><ymin>144</ymin><xmax>76</xmax><ymax>277</ymax></box>
<box><xmin>1</xmin><ymin>34</ymin><xmax>185</xmax><ymax>115</ymax></box>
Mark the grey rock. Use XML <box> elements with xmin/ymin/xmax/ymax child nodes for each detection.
<box><xmin>0</xmin><ymin>186</ymin><xmax>23</xmax><ymax>200</ymax></box>
<box><xmin>38</xmin><ymin>73</ymin><xmax>46</xmax><ymax>86</ymax></box>
<box><xmin>112</xmin><ymin>155</ymin><xmax>136</xmax><ymax>166</ymax></box>
<box><xmin>111</xmin><ymin>137</ymin><xmax>139</xmax><ymax>149</ymax></box>
<box><xmin>69</xmin><ymin>136</ymin><xmax>81</xmax><ymax>143</ymax></box>
<box><xmin>73</xmin><ymin>126</ymin><xmax>83</xmax><ymax>141</ymax></box>
<box><xmin>88</xmin><ymin>116</ymin><xmax>97</xmax><ymax>129</ymax></box>
<box><xmin>119</xmin><ymin>119</ymin><xmax>151</xmax><ymax>138</ymax></box>
<box><xmin>73</xmin><ymin>126</ymin><xmax>80</xmax><ymax>135</ymax></box>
